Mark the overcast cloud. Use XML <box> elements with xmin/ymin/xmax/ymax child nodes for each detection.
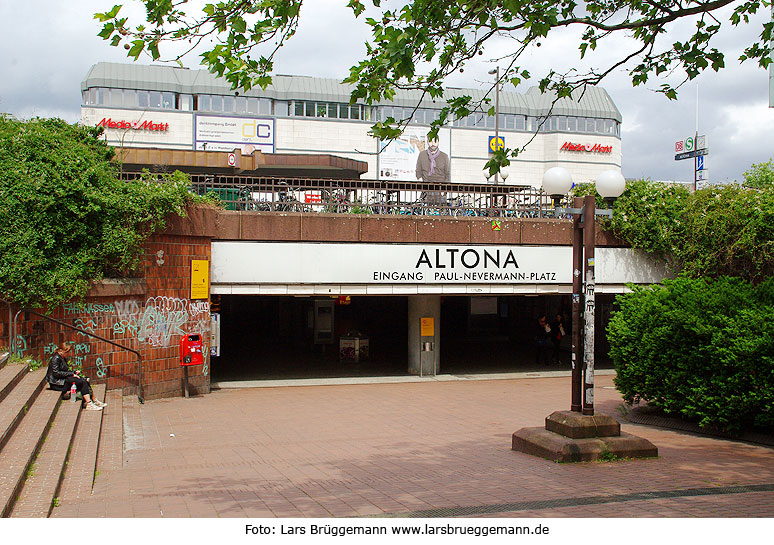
<box><xmin>1</xmin><ymin>0</ymin><xmax>772</xmax><ymax>183</ymax></box>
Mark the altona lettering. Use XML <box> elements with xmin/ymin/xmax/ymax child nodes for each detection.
<box><xmin>97</xmin><ymin>118</ymin><xmax>169</xmax><ymax>132</ymax></box>
<box><xmin>415</xmin><ymin>249</ymin><xmax>519</xmax><ymax>269</ymax></box>
<box><xmin>560</xmin><ymin>142</ymin><xmax>613</xmax><ymax>153</ymax></box>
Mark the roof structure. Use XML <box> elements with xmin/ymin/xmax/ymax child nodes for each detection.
<box><xmin>82</xmin><ymin>62</ymin><xmax>622</xmax><ymax>121</ymax></box>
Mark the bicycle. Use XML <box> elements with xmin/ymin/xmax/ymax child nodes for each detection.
<box><xmin>322</xmin><ymin>188</ymin><xmax>351</xmax><ymax>213</ymax></box>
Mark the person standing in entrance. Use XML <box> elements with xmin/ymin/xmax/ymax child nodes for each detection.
<box><xmin>534</xmin><ymin>315</ymin><xmax>552</xmax><ymax>366</ymax></box>
<box><xmin>551</xmin><ymin>313</ymin><xmax>566</xmax><ymax>365</ymax></box>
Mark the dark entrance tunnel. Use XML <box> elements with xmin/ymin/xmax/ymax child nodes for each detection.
<box><xmin>210</xmin><ymin>294</ymin><xmax>615</xmax><ymax>382</ymax></box>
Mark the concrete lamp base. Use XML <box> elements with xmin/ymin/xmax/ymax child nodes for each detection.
<box><xmin>512</xmin><ymin>411</ymin><xmax>658</xmax><ymax>463</ymax></box>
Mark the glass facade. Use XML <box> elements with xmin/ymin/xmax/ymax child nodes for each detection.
<box><xmin>82</xmin><ymin>87</ymin><xmax>620</xmax><ymax>137</ymax></box>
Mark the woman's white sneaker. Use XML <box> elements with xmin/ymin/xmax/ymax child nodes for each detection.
<box><xmin>94</xmin><ymin>400</ymin><xmax>107</xmax><ymax>408</ymax></box>
<box><xmin>84</xmin><ymin>401</ymin><xmax>103</xmax><ymax>411</ymax></box>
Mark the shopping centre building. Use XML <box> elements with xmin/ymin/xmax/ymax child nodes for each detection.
<box><xmin>81</xmin><ymin>62</ymin><xmax>622</xmax><ymax>187</ymax></box>
<box><xmin>1</xmin><ymin>62</ymin><xmax>657</xmax><ymax>399</ymax></box>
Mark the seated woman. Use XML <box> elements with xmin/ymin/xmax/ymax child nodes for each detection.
<box><xmin>46</xmin><ymin>342</ymin><xmax>106</xmax><ymax>411</ymax></box>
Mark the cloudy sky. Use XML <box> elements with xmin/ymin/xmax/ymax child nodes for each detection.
<box><xmin>1</xmin><ymin>0</ymin><xmax>772</xmax><ymax>183</ymax></box>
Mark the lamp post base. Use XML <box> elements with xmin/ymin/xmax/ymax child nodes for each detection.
<box><xmin>512</xmin><ymin>411</ymin><xmax>658</xmax><ymax>463</ymax></box>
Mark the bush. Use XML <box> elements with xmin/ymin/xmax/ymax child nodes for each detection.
<box><xmin>610</xmin><ymin>276</ymin><xmax>774</xmax><ymax>433</ymax></box>
<box><xmin>742</xmin><ymin>159</ymin><xmax>774</xmax><ymax>190</ymax></box>
<box><xmin>0</xmin><ymin>117</ymin><xmax>208</xmax><ymax>309</ymax></box>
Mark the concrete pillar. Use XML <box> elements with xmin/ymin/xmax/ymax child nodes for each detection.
<box><xmin>408</xmin><ymin>295</ymin><xmax>441</xmax><ymax>375</ymax></box>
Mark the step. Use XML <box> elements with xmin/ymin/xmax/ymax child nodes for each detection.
<box><xmin>57</xmin><ymin>385</ymin><xmax>107</xmax><ymax>505</ymax></box>
<box><xmin>0</xmin><ymin>368</ymin><xmax>47</xmax><ymax>454</ymax></box>
<box><xmin>0</xmin><ymin>386</ymin><xmax>60</xmax><ymax>517</ymax></box>
<box><xmin>0</xmin><ymin>363</ymin><xmax>28</xmax><ymax>404</ymax></box>
<box><xmin>9</xmin><ymin>397</ymin><xmax>81</xmax><ymax>517</ymax></box>
<box><xmin>0</xmin><ymin>352</ymin><xmax>9</xmax><ymax>370</ymax></box>
<box><xmin>97</xmin><ymin>388</ymin><xmax>123</xmax><ymax>472</ymax></box>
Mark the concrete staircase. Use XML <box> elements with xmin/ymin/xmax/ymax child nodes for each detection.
<box><xmin>0</xmin><ymin>356</ymin><xmax>109</xmax><ymax>518</ymax></box>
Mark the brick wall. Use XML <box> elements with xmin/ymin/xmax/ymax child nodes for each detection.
<box><xmin>0</xmin><ymin>206</ymin><xmax>626</xmax><ymax>399</ymax></box>
<box><xmin>2</xmin><ymin>230</ymin><xmax>213</xmax><ymax>400</ymax></box>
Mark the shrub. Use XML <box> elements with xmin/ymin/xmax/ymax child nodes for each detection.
<box><xmin>0</xmin><ymin>117</ymin><xmax>210</xmax><ymax>309</ymax></box>
<box><xmin>610</xmin><ymin>276</ymin><xmax>774</xmax><ymax>433</ymax></box>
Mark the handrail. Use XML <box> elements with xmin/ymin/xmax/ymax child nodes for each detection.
<box><xmin>13</xmin><ymin>308</ymin><xmax>144</xmax><ymax>404</ymax></box>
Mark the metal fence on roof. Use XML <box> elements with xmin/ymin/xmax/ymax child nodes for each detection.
<box><xmin>123</xmin><ymin>173</ymin><xmax>571</xmax><ymax>218</ymax></box>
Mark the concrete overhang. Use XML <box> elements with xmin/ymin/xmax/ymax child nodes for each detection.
<box><xmin>114</xmin><ymin>148</ymin><xmax>369</xmax><ymax>179</ymax></box>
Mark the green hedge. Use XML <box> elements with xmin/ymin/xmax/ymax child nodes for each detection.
<box><xmin>610</xmin><ymin>276</ymin><xmax>774</xmax><ymax>434</ymax></box>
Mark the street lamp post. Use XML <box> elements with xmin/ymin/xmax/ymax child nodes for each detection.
<box><xmin>541</xmin><ymin>167</ymin><xmax>625</xmax><ymax>414</ymax></box>
<box><xmin>511</xmin><ymin>168</ymin><xmax>657</xmax><ymax>462</ymax></box>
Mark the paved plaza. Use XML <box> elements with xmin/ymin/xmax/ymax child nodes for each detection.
<box><xmin>52</xmin><ymin>374</ymin><xmax>774</xmax><ymax>518</ymax></box>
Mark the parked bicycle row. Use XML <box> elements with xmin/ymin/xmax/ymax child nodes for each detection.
<box><xmin>183</xmin><ymin>177</ymin><xmax>572</xmax><ymax>218</ymax></box>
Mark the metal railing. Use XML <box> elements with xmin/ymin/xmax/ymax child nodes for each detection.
<box><xmin>122</xmin><ymin>173</ymin><xmax>572</xmax><ymax>218</ymax></box>
<box><xmin>12</xmin><ymin>309</ymin><xmax>145</xmax><ymax>404</ymax></box>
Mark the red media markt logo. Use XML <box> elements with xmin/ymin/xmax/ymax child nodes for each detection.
<box><xmin>559</xmin><ymin>142</ymin><xmax>613</xmax><ymax>154</ymax></box>
<box><xmin>96</xmin><ymin>118</ymin><xmax>169</xmax><ymax>132</ymax></box>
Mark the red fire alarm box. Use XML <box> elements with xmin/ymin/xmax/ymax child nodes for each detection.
<box><xmin>179</xmin><ymin>334</ymin><xmax>204</xmax><ymax>366</ymax></box>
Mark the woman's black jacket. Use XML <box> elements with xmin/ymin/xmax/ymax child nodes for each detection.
<box><xmin>46</xmin><ymin>353</ymin><xmax>74</xmax><ymax>388</ymax></box>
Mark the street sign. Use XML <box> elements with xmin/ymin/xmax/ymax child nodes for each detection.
<box><xmin>675</xmin><ymin>148</ymin><xmax>709</xmax><ymax>161</ymax></box>
<box><xmin>696</xmin><ymin>156</ymin><xmax>705</xmax><ymax>170</ymax></box>
<box><xmin>697</xmin><ymin>170</ymin><xmax>710</xmax><ymax>181</ymax></box>
<box><xmin>675</xmin><ymin>135</ymin><xmax>707</xmax><ymax>155</ymax></box>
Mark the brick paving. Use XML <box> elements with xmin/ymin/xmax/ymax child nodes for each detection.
<box><xmin>0</xmin><ymin>386</ymin><xmax>59</xmax><ymax>517</ymax></box>
<box><xmin>10</xmin><ymin>398</ymin><xmax>80</xmax><ymax>517</ymax></box>
<box><xmin>51</xmin><ymin>375</ymin><xmax>774</xmax><ymax>518</ymax></box>
<box><xmin>0</xmin><ymin>368</ymin><xmax>46</xmax><ymax>451</ymax></box>
<box><xmin>0</xmin><ymin>364</ymin><xmax>28</xmax><ymax>404</ymax></box>
<box><xmin>95</xmin><ymin>388</ymin><xmax>124</xmax><ymax>473</ymax></box>
<box><xmin>57</xmin><ymin>385</ymin><xmax>107</xmax><ymax>504</ymax></box>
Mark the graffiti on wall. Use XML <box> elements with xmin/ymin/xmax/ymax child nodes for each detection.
<box><xmin>137</xmin><ymin>296</ymin><xmax>189</xmax><ymax>347</ymax></box>
<box><xmin>19</xmin><ymin>295</ymin><xmax>212</xmax><ymax>384</ymax></box>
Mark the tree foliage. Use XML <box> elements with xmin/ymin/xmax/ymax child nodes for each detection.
<box><xmin>572</xmin><ymin>178</ymin><xmax>773</xmax><ymax>283</ymax></box>
<box><xmin>95</xmin><ymin>0</ymin><xmax>773</xmax><ymax>170</ymax></box>
<box><xmin>742</xmin><ymin>158</ymin><xmax>774</xmax><ymax>189</ymax></box>
<box><xmin>0</xmin><ymin>117</ymin><xmax>204</xmax><ymax>309</ymax></box>
<box><xmin>609</xmin><ymin>276</ymin><xmax>774</xmax><ymax>433</ymax></box>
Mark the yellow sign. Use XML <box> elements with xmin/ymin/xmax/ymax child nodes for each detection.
<box><xmin>190</xmin><ymin>260</ymin><xmax>210</xmax><ymax>300</ymax></box>
<box><xmin>420</xmin><ymin>317</ymin><xmax>435</xmax><ymax>337</ymax></box>
<box><xmin>488</xmin><ymin>136</ymin><xmax>505</xmax><ymax>153</ymax></box>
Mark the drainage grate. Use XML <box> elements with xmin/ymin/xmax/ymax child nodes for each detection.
<box><xmin>371</xmin><ymin>483</ymin><xmax>774</xmax><ymax>518</ymax></box>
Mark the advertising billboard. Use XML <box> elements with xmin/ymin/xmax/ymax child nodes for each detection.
<box><xmin>378</xmin><ymin>126</ymin><xmax>451</xmax><ymax>181</ymax></box>
<box><xmin>195</xmin><ymin>114</ymin><xmax>275</xmax><ymax>153</ymax></box>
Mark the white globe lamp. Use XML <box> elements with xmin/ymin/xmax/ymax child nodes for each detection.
<box><xmin>542</xmin><ymin>167</ymin><xmax>573</xmax><ymax>206</ymax></box>
<box><xmin>595</xmin><ymin>170</ymin><xmax>626</xmax><ymax>199</ymax></box>
<box><xmin>500</xmin><ymin>167</ymin><xmax>510</xmax><ymax>181</ymax></box>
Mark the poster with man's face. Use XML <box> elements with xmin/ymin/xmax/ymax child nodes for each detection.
<box><xmin>379</xmin><ymin>126</ymin><xmax>450</xmax><ymax>181</ymax></box>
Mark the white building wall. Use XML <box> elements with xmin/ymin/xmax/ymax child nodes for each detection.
<box><xmin>275</xmin><ymin>117</ymin><xmax>379</xmax><ymax>177</ymax></box>
<box><xmin>82</xmin><ymin>106</ymin><xmax>621</xmax><ymax>186</ymax></box>
<box><xmin>81</xmin><ymin>107</ymin><xmax>193</xmax><ymax>150</ymax></box>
